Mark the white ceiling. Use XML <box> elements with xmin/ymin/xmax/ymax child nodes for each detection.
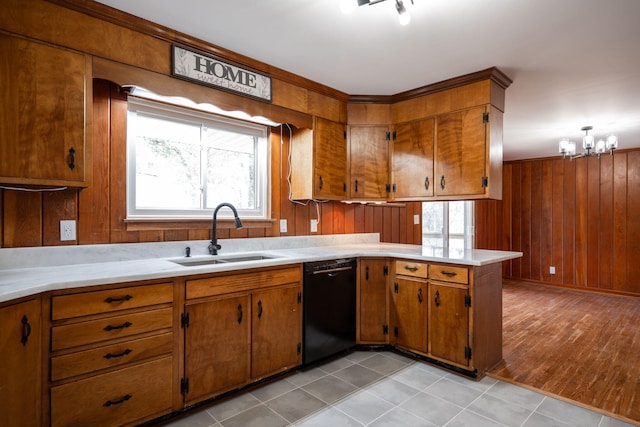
<box><xmin>96</xmin><ymin>0</ymin><xmax>640</xmax><ymax>160</ymax></box>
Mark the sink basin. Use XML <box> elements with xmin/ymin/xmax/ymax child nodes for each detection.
<box><xmin>170</xmin><ymin>254</ymin><xmax>278</xmax><ymax>267</ymax></box>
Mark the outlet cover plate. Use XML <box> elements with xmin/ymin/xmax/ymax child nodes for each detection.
<box><xmin>60</xmin><ymin>220</ymin><xmax>76</xmax><ymax>241</ymax></box>
<box><xmin>310</xmin><ymin>219</ymin><xmax>318</xmax><ymax>233</ymax></box>
<box><xmin>279</xmin><ymin>219</ymin><xmax>287</xmax><ymax>233</ymax></box>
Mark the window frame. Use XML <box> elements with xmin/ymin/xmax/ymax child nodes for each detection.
<box><xmin>125</xmin><ymin>96</ymin><xmax>270</xmax><ymax>220</ymax></box>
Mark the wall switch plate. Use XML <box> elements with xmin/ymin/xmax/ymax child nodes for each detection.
<box><xmin>414</xmin><ymin>214</ymin><xmax>420</xmax><ymax>225</ymax></box>
<box><xmin>310</xmin><ymin>219</ymin><xmax>318</xmax><ymax>233</ymax></box>
<box><xmin>60</xmin><ymin>220</ymin><xmax>76</xmax><ymax>241</ymax></box>
<box><xmin>279</xmin><ymin>219</ymin><xmax>287</xmax><ymax>233</ymax></box>
<box><xmin>550</xmin><ymin>266</ymin><xmax>556</xmax><ymax>274</ymax></box>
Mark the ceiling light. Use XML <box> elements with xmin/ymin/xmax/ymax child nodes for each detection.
<box><xmin>342</xmin><ymin>0</ymin><xmax>414</xmax><ymax>25</ymax></box>
<box><xmin>559</xmin><ymin>126</ymin><xmax>619</xmax><ymax>160</ymax></box>
<box><xmin>395</xmin><ymin>0</ymin><xmax>411</xmax><ymax>25</ymax></box>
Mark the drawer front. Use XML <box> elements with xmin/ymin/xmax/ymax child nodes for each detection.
<box><xmin>51</xmin><ymin>332</ymin><xmax>173</xmax><ymax>381</ymax></box>
<box><xmin>395</xmin><ymin>260</ymin><xmax>428</xmax><ymax>279</ymax></box>
<box><xmin>429</xmin><ymin>264</ymin><xmax>469</xmax><ymax>284</ymax></box>
<box><xmin>51</xmin><ymin>307</ymin><xmax>173</xmax><ymax>351</ymax></box>
<box><xmin>186</xmin><ymin>265</ymin><xmax>301</xmax><ymax>299</ymax></box>
<box><xmin>51</xmin><ymin>356</ymin><xmax>173</xmax><ymax>427</ymax></box>
<box><xmin>52</xmin><ymin>283</ymin><xmax>173</xmax><ymax>320</ymax></box>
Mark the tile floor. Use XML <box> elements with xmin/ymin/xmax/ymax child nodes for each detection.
<box><xmin>162</xmin><ymin>351</ymin><xmax>636</xmax><ymax>427</ymax></box>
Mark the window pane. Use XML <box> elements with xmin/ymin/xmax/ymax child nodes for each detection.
<box><xmin>422</xmin><ymin>202</ymin><xmax>444</xmax><ymax>234</ymax></box>
<box><xmin>133</xmin><ymin>116</ymin><xmax>201</xmax><ymax>210</ymax></box>
<box><xmin>203</xmin><ymin>128</ymin><xmax>257</xmax><ymax>209</ymax></box>
<box><xmin>448</xmin><ymin>201</ymin><xmax>465</xmax><ymax>234</ymax></box>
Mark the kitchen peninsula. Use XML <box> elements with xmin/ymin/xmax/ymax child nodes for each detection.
<box><xmin>0</xmin><ymin>234</ymin><xmax>521</xmax><ymax>426</ymax></box>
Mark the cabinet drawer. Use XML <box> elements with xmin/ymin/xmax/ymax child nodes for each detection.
<box><xmin>429</xmin><ymin>264</ymin><xmax>469</xmax><ymax>284</ymax></box>
<box><xmin>186</xmin><ymin>266</ymin><xmax>301</xmax><ymax>299</ymax></box>
<box><xmin>51</xmin><ymin>356</ymin><xmax>173</xmax><ymax>427</ymax></box>
<box><xmin>395</xmin><ymin>260</ymin><xmax>428</xmax><ymax>278</ymax></box>
<box><xmin>51</xmin><ymin>332</ymin><xmax>173</xmax><ymax>381</ymax></box>
<box><xmin>52</xmin><ymin>283</ymin><xmax>173</xmax><ymax>320</ymax></box>
<box><xmin>51</xmin><ymin>307</ymin><xmax>173</xmax><ymax>351</ymax></box>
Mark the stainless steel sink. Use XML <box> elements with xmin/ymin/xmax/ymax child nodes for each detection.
<box><xmin>170</xmin><ymin>254</ymin><xmax>278</xmax><ymax>267</ymax></box>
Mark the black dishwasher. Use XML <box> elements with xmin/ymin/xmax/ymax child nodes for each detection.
<box><xmin>303</xmin><ymin>258</ymin><xmax>357</xmax><ymax>365</ymax></box>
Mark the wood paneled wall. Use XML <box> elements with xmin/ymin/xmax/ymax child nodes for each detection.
<box><xmin>475</xmin><ymin>151</ymin><xmax>640</xmax><ymax>296</ymax></box>
<box><xmin>0</xmin><ymin>80</ymin><xmax>422</xmax><ymax>248</ymax></box>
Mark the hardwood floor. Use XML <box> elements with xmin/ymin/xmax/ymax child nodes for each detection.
<box><xmin>489</xmin><ymin>279</ymin><xmax>640</xmax><ymax>425</ymax></box>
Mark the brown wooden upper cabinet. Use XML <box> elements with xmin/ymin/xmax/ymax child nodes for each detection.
<box><xmin>0</xmin><ymin>34</ymin><xmax>91</xmax><ymax>188</ymax></box>
<box><xmin>290</xmin><ymin>117</ymin><xmax>347</xmax><ymax>200</ymax></box>
<box><xmin>434</xmin><ymin>105</ymin><xmax>502</xmax><ymax>200</ymax></box>
<box><xmin>347</xmin><ymin>125</ymin><xmax>390</xmax><ymax>201</ymax></box>
<box><xmin>391</xmin><ymin>118</ymin><xmax>435</xmax><ymax>200</ymax></box>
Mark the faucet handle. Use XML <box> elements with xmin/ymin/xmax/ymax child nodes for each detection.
<box><xmin>208</xmin><ymin>243</ymin><xmax>222</xmax><ymax>255</ymax></box>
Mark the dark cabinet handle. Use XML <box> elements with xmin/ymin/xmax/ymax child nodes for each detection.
<box><xmin>68</xmin><ymin>147</ymin><xmax>76</xmax><ymax>170</ymax></box>
<box><xmin>104</xmin><ymin>349</ymin><xmax>132</xmax><ymax>359</ymax></box>
<box><xmin>257</xmin><ymin>300</ymin><xmax>263</xmax><ymax>319</ymax></box>
<box><xmin>404</xmin><ymin>265</ymin><xmax>418</xmax><ymax>272</ymax></box>
<box><xmin>238</xmin><ymin>304</ymin><xmax>243</xmax><ymax>324</ymax></box>
<box><xmin>355</xmin><ymin>179</ymin><xmax>359</xmax><ymax>192</ymax></box>
<box><xmin>434</xmin><ymin>290</ymin><xmax>441</xmax><ymax>307</ymax></box>
<box><xmin>21</xmin><ymin>315</ymin><xmax>32</xmax><ymax>346</ymax></box>
<box><xmin>319</xmin><ymin>176</ymin><xmax>323</xmax><ymax>190</ymax></box>
<box><xmin>104</xmin><ymin>321</ymin><xmax>132</xmax><ymax>331</ymax></box>
<box><xmin>418</xmin><ymin>288</ymin><xmax>423</xmax><ymax>303</ymax></box>
<box><xmin>440</xmin><ymin>175</ymin><xmax>446</xmax><ymax>190</ymax></box>
<box><xmin>104</xmin><ymin>394</ymin><xmax>131</xmax><ymax>407</ymax></box>
<box><xmin>424</xmin><ymin>176</ymin><xmax>429</xmax><ymax>191</ymax></box>
<box><xmin>104</xmin><ymin>295</ymin><xmax>133</xmax><ymax>304</ymax></box>
<box><xmin>441</xmin><ymin>270</ymin><xmax>458</xmax><ymax>277</ymax></box>
<box><xmin>365</xmin><ymin>266</ymin><xmax>369</xmax><ymax>281</ymax></box>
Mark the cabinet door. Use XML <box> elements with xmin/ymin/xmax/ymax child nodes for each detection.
<box><xmin>391</xmin><ymin>277</ymin><xmax>427</xmax><ymax>354</ymax></box>
<box><xmin>0</xmin><ymin>299</ymin><xmax>41</xmax><ymax>427</ymax></box>
<box><xmin>348</xmin><ymin>125</ymin><xmax>389</xmax><ymax>200</ymax></box>
<box><xmin>184</xmin><ymin>294</ymin><xmax>250</xmax><ymax>404</ymax></box>
<box><xmin>392</xmin><ymin>118</ymin><xmax>435</xmax><ymax>199</ymax></box>
<box><xmin>314</xmin><ymin>117</ymin><xmax>347</xmax><ymax>199</ymax></box>
<box><xmin>428</xmin><ymin>283</ymin><xmax>470</xmax><ymax>367</ymax></box>
<box><xmin>357</xmin><ymin>258</ymin><xmax>389</xmax><ymax>344</ymax></box>
<box><xmin>435</xmin><ymin>106</ymin><xmax>487</xmax><ymax>197</ymax></box>
<box><xmin>0</xmin><ymin>35</ymin><xmax>89</xmax><ymax>187</ymax></box>
<box><xmin>251</xmin><ymin>284</ymin><xmax>302</xmax><ymax>380</ymax></box>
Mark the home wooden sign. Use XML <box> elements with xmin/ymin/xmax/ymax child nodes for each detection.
<box><xmin>172</xmin><ymin>44</ymin><xmax>272</xmax><ymax>102</ymax></box>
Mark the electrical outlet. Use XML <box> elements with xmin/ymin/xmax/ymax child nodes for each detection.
<box><xmin>413</xmin><ymin>214</ymin><xmax>420</xmax><ymax>225</ymax></box>
<box><xmin>60</xmin><ymin>220</ymin><xmax>76</xmax><ymax>241</ymax></box>
<box><xmin>279</xmin><ymin>219</ymin><xmax>288</xmax><ymax>233</ymax></box>
<box><xmin>310</xmin><ymin>219</ymin><xmax>318</xmax><ymax>233</ymax></box>
<box><xmin>550</xmin><ymin>266</ymin><xmax>556</xmax><ymax>275</ymax></box>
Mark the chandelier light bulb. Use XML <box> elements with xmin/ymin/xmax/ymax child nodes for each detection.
<box><xmin>596</xmin><ymin>139</ymin><xmax>606</xmax><ymax>154</ymax></box>
<box><xmin>606</xmin><ymin>134</ymin><xmax>618</xmax><ymax>150</ymax></box>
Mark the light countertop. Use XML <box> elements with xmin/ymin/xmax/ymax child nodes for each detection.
<box><xmin>0</xmin><ymin>234</ymin><xmax>522</xmax><ymax>303</ymax></box>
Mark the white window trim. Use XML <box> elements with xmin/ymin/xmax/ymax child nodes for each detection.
<box><xmin>126</xmin><ymin>96</ymin><xmax>270</xmax><ymax>220</ymax></box>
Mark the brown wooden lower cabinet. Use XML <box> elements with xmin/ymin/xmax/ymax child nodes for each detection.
<box><xmin>357</xmin><ymin>258</ymin><xmax>390</xmax><ymax>344</ymax></box>
<box><xmin>387</xmin><ymin>259</ymin><xmax>503</xmax><ymax>376</ymax></box>
<box><xmin>0</xmin><ymin>298</ymin><xmax>41</xmax><ymax>427</ymax></box>
<box><xmin>183</xmin><ymin>266</ymin><xmax>303</xmax><ymax>405</ymax></box>
<box><xmin>391</xmin><ymin>261</ymin><xmax>428</xmax><ymax>354</ymax></box>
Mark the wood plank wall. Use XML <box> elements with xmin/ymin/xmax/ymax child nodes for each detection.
<box><xmin>475</xmin><ymin>152</ymin><xmax>640</xmax><ymax>296</ymax></box>
<box><xmin>0</xmin><ymin>80</ymin><xmax>422</xmax><ymax>248</ymax></box>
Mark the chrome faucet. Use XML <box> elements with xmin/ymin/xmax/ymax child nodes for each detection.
<box><xmin>208</xmin><ymin>203</ymin><xmax>243</xmax><ymax>255</ymax></box>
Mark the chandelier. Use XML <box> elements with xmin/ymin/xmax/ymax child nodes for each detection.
<box><xmin>559</xmin><ymin>126</ymin><xmax>619</xmax><ymax>160</ymax></box>
<box><xmin>341</xmin><ymin>0</ymin><xmax>414</xmax><ymax>26</ymax></box>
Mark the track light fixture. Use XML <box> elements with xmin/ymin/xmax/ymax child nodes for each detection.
<box><xmin>559</xmin><ymin>126</ymin><xmax>619</xmax><ymax>160</ymax></box>
<box><xmin>341</xmin><ymin>0</ymin><xmax>414</xmax><ymax>25</ymax></box>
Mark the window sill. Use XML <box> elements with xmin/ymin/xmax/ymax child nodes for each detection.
<box><xmin>124</xmin><ymin>218</ymin><xmax>275</xmax><ymax>231</ymax></box>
